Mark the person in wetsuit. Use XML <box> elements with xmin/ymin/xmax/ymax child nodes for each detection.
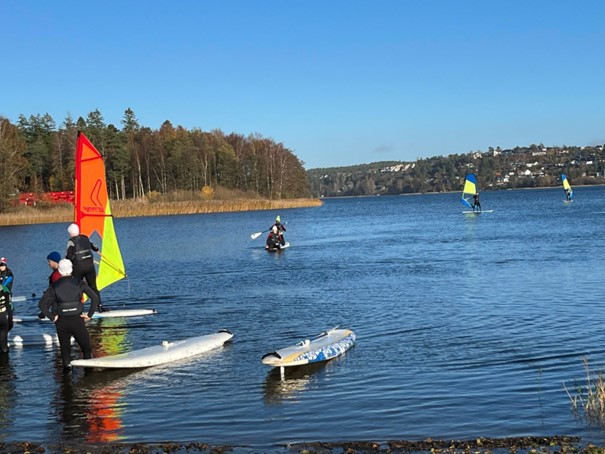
<box><xmin>38</xmin><ymin>251</ymin><xmax>63</xmax><ymax>320</ymax></box>
<box><xmin>271</xmin><ymin>216</ymin><xmax>286</xmax><ymax>246</ymax></box>
<box><xmin>38</xmin><ymin>259</ymin><xmax>100</xmax><ymax>371</ymax></box>
<box><xmin>0</xmin><ymin>258</ymin><xmax>14</xmax><ymax>302</ymax></box>
<box><xmin>0</xmin><ymin>285</ymin><xmax>13</xmax><ymax>354</ymax></box>
<box><xmin>266</xmin><ymin>226</ymin><xmax>282</xmax><ymax>250</ymax></box>
<box><xmin>65</xmin><ymin>223</ymin><xmax>106</xmax><ymax>312</ymax></box>
<box><xmin>472</xmin><ymin>192</ymin><xmax>482</xmax><ymax>212</ymax></box>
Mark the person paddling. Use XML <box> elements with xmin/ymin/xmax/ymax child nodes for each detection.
<box><xmin>65</xmin><ymin>223</ymin><xmax>106</xmax><ymax>312</ymax></box>
<box><xmin>38</xmin><ymin>259</ymin><xmax>99</xmax><ymax>371</ymax></box>
<box><xmin>271</xmin><ymin>215</ymin><xmax>286</xmax><ymax>246</ymax></box>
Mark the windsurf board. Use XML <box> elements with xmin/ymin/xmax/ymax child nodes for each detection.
<box><xmin>14</xmin><ymin>308</ymin><xmax>157</xmax><ymax>323</ymax></box>
<box><xmin>71</xmin><ymin>329</ymin><xmax>233</xmax><ymax>369</ymax></box>
<box><xmin>261</xmin><ymin>327</ymin><xmax>355</xmax><ymax>368</ymax></box>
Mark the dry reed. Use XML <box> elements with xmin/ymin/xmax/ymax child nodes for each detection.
<box><xmin>0</xmin><ymin>198</ymin><xmax>322</xmax><ymax>227</ymax></box>
<box><xmin>564</xmin><ymin>357</ymin><xmax>605</xmax><ymax>425</ymax></box>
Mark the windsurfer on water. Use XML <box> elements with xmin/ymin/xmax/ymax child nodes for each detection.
<box><xmin>65</xmin><ymin>223</ymin><xmax>107</xmax><ymax>312</ymax></box>
<box><xmin>473</xmin><ymin>192</ymin><xmax>482</xmax><ymax>212</ymax></box>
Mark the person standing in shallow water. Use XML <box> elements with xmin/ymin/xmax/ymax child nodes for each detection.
<box><xmin>38</xmin><ymin>259</ymin><xmax>99</xmax><ymax>371</ymax></box>
<box><xmin>39</xmin><ymin>251</ymin><xmax>63</xmax><ymax>320</ymax></box>
<box><xmin>0</xmin><ymin>283</ymin><xmax>13</xmax><ymax>354</ymax></box>
<box><xmin>65</xmin><ymin>223</ymin><xmax>106</xmax><ymax>312</ymax></box>
<box><xmin>0</xmin><ymin>258</ymin><xmax>14</xmax><ymax>301</ymax></box>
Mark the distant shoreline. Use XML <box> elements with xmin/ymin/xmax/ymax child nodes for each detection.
<box><xmin>0</xmin><ymin>198</ymin><xmax>323</xmax><ymax>227</ymax></box>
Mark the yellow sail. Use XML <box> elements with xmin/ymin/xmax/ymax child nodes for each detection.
<box><xmin>74</xmin><ymin>132</ymin><xmax>126</xmax><ymax>292</ymax></box>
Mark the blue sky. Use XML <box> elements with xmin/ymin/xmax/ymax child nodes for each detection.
<box><xmin>2</xmin><ymin>1</ymin><xmax>604</xmax><ymax>169</ymax></box>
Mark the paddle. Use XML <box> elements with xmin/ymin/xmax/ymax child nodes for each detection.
<box><xmin>251</xmin><ymin>221</ymin><xmax>287</xmax><ymax>240</ymax></box>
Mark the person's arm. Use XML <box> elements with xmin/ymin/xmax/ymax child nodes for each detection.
<box><xmin>66</xmin><ymin>240</ymin><xmax>75</xmax><ymax>261</ymax></box>
<box><xmin>38</xmin><ymin>288</ymin><xmax>55</xmax><ymax>321</ymax></box>
<box><xmin>81</xmin><ymin>282</ymin><xmax>99</xmax><ymax>317</ymax></box>
<box><xmin>90</xmin><ymin>242</ymin><xmax>99</xmax><ymax>252</ymax></box>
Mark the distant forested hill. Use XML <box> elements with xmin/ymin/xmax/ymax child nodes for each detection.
<box><xmin>307</xmin><ymin>145</ymin><xmax>605</xmax><ymax>198</ymax></box>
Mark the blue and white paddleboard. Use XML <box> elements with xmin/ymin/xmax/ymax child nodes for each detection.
<box><xmin>71</xmin><ymin>329</ymin><xmax>233</xmax><ymax>369</ymax></box>
<box><xmin>261</xmin><ymin>327</ymin><xmax>355</xmax><ymax>368</ymax></box>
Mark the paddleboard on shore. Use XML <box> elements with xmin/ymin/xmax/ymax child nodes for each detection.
<box><xmin>261</xmin><ymin>327</ymin><xmax>355</xmax><ymax>368</ymax></box>
<box><xmin>71</xmin><ymin>329</ymin><xmax>233</xmax><ymax>369</ymax></box>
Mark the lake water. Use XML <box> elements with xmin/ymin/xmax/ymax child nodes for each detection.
<box><xmin>1</xmin><ymin>186</ymin><xmax>605</xmax><ymax>451</ymax></box>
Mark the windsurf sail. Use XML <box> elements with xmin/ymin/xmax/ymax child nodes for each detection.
<box><xmin>75</xmin><ymin>132</ymin><xmax>127</xmax><ymax>292</ymax></box>
<box><xmin>461</xmin><ymin>174</ymin><xmax>478</xmax><ymax>208</ymax></box>
<box><xmin>562</xmin><ymin>174</ymin><xmax>574</xmax><ymax>200</ymax></box>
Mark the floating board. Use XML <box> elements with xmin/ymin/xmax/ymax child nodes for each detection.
<box><xmin>261</xmin><ymin>327</ymin><xmax>355</xmax><ymax>368</ymax></box>
<box><xmin>462</xmin><ymin>210</ymin><xmax>494</xmax><ymax>214</ymax></box>
<box><xmin>8</xmin><ymin>332</ymin><xmax>61</xmax><ymax>347</ymax></box>
<box><xmin>265</xmin><ymin>242</ymin><xmax>290</xmax><ymax>251</ymax></box>
<box><xmin>12</xmin><ymin>295</ymin><xmax>27</xmax><ymax>303</ymax></box>
<box><xmin>14</xmin><ymin>308</ymin><xmax>157</xmax><ymax>323</ymax></box>
<box><xmin>71</xmin><ymin>329</ymin><xmax>233</xmax><ymax>369</ymax></box>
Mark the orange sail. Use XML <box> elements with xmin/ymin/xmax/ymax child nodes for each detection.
<box><xmin>74</xmin><ymin>132</ymin><xmax>126</xmax><ymax>291</ymax></box>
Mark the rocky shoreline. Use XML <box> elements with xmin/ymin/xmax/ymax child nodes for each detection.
<box><xmin>4</xmin><ymin>436</ymin><xmax>596</xmax><ymax>453</ymax></box>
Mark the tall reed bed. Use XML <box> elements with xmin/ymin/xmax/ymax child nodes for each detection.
<box><xmin>0</xmin><ymin>198</ymin><xmax>322</xmax><ymax>226</ymax></box>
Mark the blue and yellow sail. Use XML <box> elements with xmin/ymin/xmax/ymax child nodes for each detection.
<box><xmin>74</xmin><ymin>132</ymin><xmax>126</xmax><ymax>292</ymax></box>
<box><xmin>461</xmin><ymin>174</ymin><xmax>478</xmax><ymax>208</ymax></box>
<box><xmin>562</xmin><ymin>174</ymin><xmax>573</xmax><ymax>200</ymax></box>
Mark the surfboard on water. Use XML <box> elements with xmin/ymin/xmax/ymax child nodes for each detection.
<box><xmin>8</xmin><ymin>332</ymin><xmax>59</xmax><ymax>346</ymax></box>
<box><xmin>462</xmin><ymin>210</ymin><xmax>494</xmax><ymax>214</ymax></box>
<box><xmin>14</xmin><ymin>308</ymin><xmax>157</xmax><ymax>323</ymax></box>
<box><xmin>265</xmin><ymin>242</ymin><xmax>290</xmax><ymax>252</ymax></box>
<box><xmin>12</xmin><ymin>295</ymin><xmax>28</xmax><ymax>303</ymax></box>
<box><xmin>70</xmin><ymin>329</ymin><xmax>233</xmax><ymax>369</ymax></box>
<box><xmin>261</xmin><ymin>327</ymin><xmax>355</xmax><ymax>368</ymax></box>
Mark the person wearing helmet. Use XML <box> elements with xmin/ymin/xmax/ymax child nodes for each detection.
<box><xmin>271</xmin><ymin>215</ymin><xmax>286</xmax><ymax>246</ymax></box>
<box><xmin>265</xmin><ymin>225</ymin><xmax>282</xmax><ymax>250</ymax></box>
<box><xmin>65</xmin><ymin>223</ymin><xmax>106</xmax><ymax>312</ymax></box>
<box><xmin>38</xmin><ymin>259</ymin><xmax>100</xmax><ymax>371</ymax></box>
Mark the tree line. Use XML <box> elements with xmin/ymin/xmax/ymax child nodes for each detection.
<box><xmin>307</xmin><ymin>144</ymin><xmax>605</xmax><ymax>197</ymax></box>
<box><xmin>0</xmin><ymin>109</ymin><xmax>312</xmax><ymax>211</ymax></box>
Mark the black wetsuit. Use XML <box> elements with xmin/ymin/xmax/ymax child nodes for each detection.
<box><xmin>38</xmin><ymin>276</ymin><xmax>99</xmax><ymax>369</ymax></box>
<box><xmin>0</xmin><ymin>290</ymin><xmax>13</xmax><ymax>353</ymax></box>
<box><xmin>266</xmin><ymin>232</ymin><xmax>282</xmax><ymax>250</ymax></box>
<box><xmin>66</xmin><ymin>234</ymin><xmax>102</xmax><ymax>303</ymax></box>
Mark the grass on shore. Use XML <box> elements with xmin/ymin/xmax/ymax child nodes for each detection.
<box><xmin>0</xmin><ymin>190</ymin><xmax>322</xmax><ymax>227</ymax></box>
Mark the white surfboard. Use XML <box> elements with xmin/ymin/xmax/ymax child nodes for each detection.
<box><xmin>462</xmin><ymin>210</ymin><xmax>494</xmax><ymax>214</ymax></box>
<box><xmin>12</xmin><ymin>295</ymin><xmax>28</xmax><ymax>303</ymax></box>
<box><xmin>261</xmin><ymin>327</ymin><xmax>355</xmax><ymax>368</ymax></box>
<box><xmin>14</xmin><ymin>308</ymin><xmax>157</xmax><ymax>323</ymax></box>
<box><xmin>71</xmin><ymin>329</ymin><xmax>233</xmax><ymax>369</ymax></box>
<box><xmin>8</xmin><ymin>332</ymin><xmax>70</xmax><ymax>347</ymax></box>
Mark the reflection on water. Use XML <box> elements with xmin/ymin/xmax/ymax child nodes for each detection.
<box><xmin>263</xmin><ymin>359</ymin><xmax>341</xmax><ymax>405</ymax></box>
<box><xmin>56</xmin><ymin>369</ymin><xmax>133</xmax><ymax>443</ymax></box>
<box><xmin>0</xmin><ymin>354</ymin><xmax>16</xmax><ymax>437</ymax></box>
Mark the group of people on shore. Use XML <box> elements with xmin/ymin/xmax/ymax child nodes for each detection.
<box><xmin>2</xmin><ymin>223</ymin><xmax>106</xmax><ymax>371</ymax></box>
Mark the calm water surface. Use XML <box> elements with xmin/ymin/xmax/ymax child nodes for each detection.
<box><xmin>1</xmin><ymin>187</ymin><xmax>605</xmax><ymax>450</ymax></box>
